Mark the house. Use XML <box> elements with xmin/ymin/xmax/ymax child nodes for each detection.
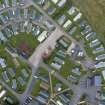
<box><xmin>85</xmin><ymin>32</ymin><xmax>96</xmax><ymax>41</ymax></box>
<box><xmin>2</xmin><ymin>71</ymin><xmax>10</xmax><ymax>83</ymax></box>
<box><xmin>35</xmin><ymin>96</ymin><xmax>47</xmax><ymax>104</ymax></box>
<box><xmin>53</xmin><ymin>56</ymin><xmax>64</xmax><ymax>65</ymax></box>
<box><xmin>94</xmin><ymin>75</ymin><xmax>102</xmax><ymax>87</ymax></box>
<box><xmin>0</xmin><ymin>4</ymin><xmax>5</xmax><ymax>11</ymax></box>
<box><xmin>4</xmin><ymin>0</ymin><xmax>9</xmax><ymax>7</ymax></box>
<box><xmin>73</xmin><ymin>12</ymin><xmax>82</xmax><ymax>22</ymax></box>
<box><xmin>12</xmin><ymin>0</ymin><xmax>17</xmax><ymax>7</ymax></box>
<box><xmin>92</xmin><ymin>45</ymin><xmax>104</xmax><ymax>54</ymax></box>
<box><xmin>56</xmin><ymin>100</ymin><xmax>63</xmax><ymax>105</ymax></box>
<box><xmin>34</xmin><ymin>14</ymin><xmax>42</xmax><ymax>22</ymax></box>
<box><xmin>17</xmin><ymin>76</ymin><xmax>26</xmax><ymax>86</ymax></box>
<box><xmin>57</xmin><ymin>15</ymin><xmax>66</xmax><ymax>25</ymax></box>
<box><xmin>47</xmin><ymin>7</ymin><xmax>56</xmax><ymax>15</ymax></box>
<box><xmin>43</xmin><ymin>20</ymin><xmax>54</xmax><ymax>30</ymax></box>
<box><xmin>8</xmin><ymin>9</ymin><xmax>14</xmax><ymax>19</ymax></box>
<box><xmin>90</xmin><ymin>39</ymin><xmax>101</xmax><ymax>48</ymax></box>
<box><xmin>67</xmin><ymin>75</ymin><xmax>77</xmax><ymax>82</ymax></box>
<box><xmin>21</xmin><ymin>69</ymin><xmax>29</xmax><ymax>78</ymax></box>
<box><xmin>19</xmin><ymin>0</ymin><xmax>25</xmax><ymax>6</ymax></box>
<box><xmin>19</xmin><ymin>22</ymin><xmax>25</xmax><ymax>32</ymax></box>
<box><xmin>8</xmin><ymin>68</ymin><xmax>15</xmax><ymax>78</ymax></box>
<box><xmin>15</xmin><ymin>8</ymin><xmax>20</xmax><ymax>18</ymax></box>
<box><xmin>57</xmin><ymin>0</ymin><xmax>67</xmax><ymax>7</ymax></box>
<box><xmin>56</xmin><ymin>50</ymin><xmax>66</xmax><ymax>59</ymax></box>
<box><xmin>79</xmin><ymin>20</ymin><xmax>87</xmax><ymax>29</ymax></box>
<box><xmin>37</xmin><ymin>31</ymin><xmax>48</xmax><ymax>42</ymax></box>
<box><xmin>39</xmin><ymin>76</ymin><xmax>49</xmax><ymax>83</ymax></box>
<box><xmin>63</xmin><ymin>20</ymin><xmax>72</xmax><ymax>29</ymax></box>
<box><xmin>51</xmin><ymin>0</ymin><xmax>59</xmax><ymax>4</ymax></box>
<box><xmin>72</xmin><ymin>67</ymin><xmax>81</xmax><ymax>76</ymax></box>
<box><xmin>58</xmin><ymin>39</ymin><xmax>69</xmax><ymax>48</ymax></box>
<box><xmin>40</xmin><ymin>82</ymin><xmax>49</xmax><ymax>90</ymax></box>
<box><xmin>32</xmin><ymin>26</ymin><xmax>41</xmax><ymax>36</ymax></box>
<box><xmin>0</xmin><ymin>58</ymin><xmax>6</xmax><ymax>68</ymax></box>
<box><xmin>0</xmin><ymin>90</ymin><xmax>6</xmax><ymax>98</ymax></box>
<box><xmin>39</xmin><ymin>90</ymin><xmax>49</xmax><ymax>98</ymax></box>
<box><xmin>95</xmin><ymin>62</ymin><xmax>105</xmax><ymax>69</ymax></box>
<box><xmin>54</xmin><ymin>83</ymin><xmax>62</xmax><ymax>92</ymax></box>
<box><xmin>30</xmin><ymin>10</ymin><xmax>36</xmax><ymax>20</ymax></box>
<box><xmin>3</xmin><ymin>28</ymin><xmax>13</xmax><ymax>38</ymax></box>
<box><xmin>0</xmin><ymin>15</ymin><xmax>7</xmax><ymax>24</ymax></box>
<box><xmin>67</xmin><ymin>6</ymin><xmax>78</xmax><ymax>16</ymax></box>
<box><xmin>59</xmin><ymin>94</ymin><xmax>70</xmax><ymax>104</ymax></box>
<box><xmin>12</xmin><ymin>24</ymin><xmax>18</xmax><ymax>35</ymax></box>
<box><xmin>81</xmin><ymin>25</ymin><xmax>92</xmax><ymax>35</ymax></box>
<box><xmin>12</xmin><ymin>79</ymin><xmax>17</xmax><ymax>90</ymax></box>
<box><xmin>51</xmin><ymin>62</ymin><xmax>62</xmax><ymax>70</ymax></box>
<box><xmin>3</xmin><ymin>96</ymin><xmax>14</xmax><ymax>105</ymax></box>
<box><xmin>24</xmin><ymin>8</ymin><xmax>28</xmax><ymax>19</ymax></box>
<box><xmin>26</xmin><ymin>23</ymin><xmax>32</xmax><ymax>33</ymax></box>
<box><xmin>68</xmin><ymin>26</ymin><xmax>77</xmax><ymax>36</ymax></box>
<box><xmin>96</xmin><ymin>54</ymin><xmax>105</xmax><ymax>61</ymax></box>
<box><xmin>102</xmin><ymin>70</ymin><xmax>105</xmax><ymax>80</ymax></box>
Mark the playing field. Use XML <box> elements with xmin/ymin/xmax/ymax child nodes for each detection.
<box><xmin>70</xmin><ymin>0</ymin><xmax>105</xmax><ymax>45</ymax></box>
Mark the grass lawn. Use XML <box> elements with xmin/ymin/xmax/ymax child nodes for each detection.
<box><xmin>8</xmin><ymin>32</ymin><xmax>39</xmax><ymax>57</ymax></box>
<box><xmin>70</xmin><ymin>0</ymin><xmax>105</xmax><ymax>45</ymax></box>
<box><xmin>31</xmin><ymin>79</ymin><xmax>41</xmax><ymax>96</ymax></box>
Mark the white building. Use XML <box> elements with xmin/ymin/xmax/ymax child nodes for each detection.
<box><xmin>0</xmin><ymin>90</ymin><xmax>6</xmax><ymax>98</ymax></box>
<box><xmin>51</xmin><ymin>0</ymin><xmax>59</xmax><ymax>4</ymax></box>
<box><xmin>67</xmin><ymin>6</ymin><xmax>78</xmax><ymax>15</ymax></box>
<box><xmin>102</xmin><ymin>70</ymin><xmax>105</xmax><ymax>80</ymax></box>
<box><xmin>37</xmin><ymin>31</ymin><xmax>48</xmax><ymax>42</ymax></box>
<box><xmin>0</xmin><ymin>58</ymin><xmax>6</xmax><ymax>68</ymax></box>
<box><xmin>73</xmin><ymin>12</ymin><xmax>82</xmax><ymax>22</ymax></box>
<box><xmin>57</xmin><ymin>0</ymin><xmax>66</xmax><ymax>7</ymax></box>
<box><xmin>96</xmin><ymin>54</ymin><xmax>105</xmax><ymax>61</ymax></box>
<box><xmin>63</xmin><ymin>20</ymin><xmax>72</xmax><ymax>29</ymax></box>
<box><xmin>95</xmin><ymin>62</ymin><xmax>105</xmax><ymax>69</ymax></box>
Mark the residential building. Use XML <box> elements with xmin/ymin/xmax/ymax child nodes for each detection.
<box><xmin>0</xmin><ymin>58</ymin><xmax>6</xmax><ymax>68</ymax></box>
<box><xmin>51</xmin><ymin>62</ymin><xmax>62</xmax><ymax>70</ymax></box>
<box><xmin>21</xmin><ymin>69</ymin><xmax>29</xmax><ymax>78</ymax></box>
<box><xmin>95</xmin><ymin>62</ymin><xmax>105</xmax><ymax>69</ymax></box>
<box><xmin>90</xmin><ymin>39</ymin><xmax>101</xmax><ymax>48</ymax></box>
<box><xmin>94</xmin><ymin>75</ymin><xmax>102</xmax><ymax>87</ymax></box>
<box><xmin>57</xmin><ymin>0</ymin><xmax>67</xmax><ymax>7</ymax></box>
<box><xmin>96</xmin><ymin>54</ymin><xmax>105</xmax><ymax>61</ymax></box>
<box><xmin>12</xmin><ymin>79</ymin><xmax>17</xmax><ymax>90</ymax></box>
<box><xmin>2</xmin><ymin>71</ymin><xmax>10</xmax><ymax>83</ymax></box>
<box><xmin>57</xmin><ymin>15</ymin><xmax>66</xmax><ymax>25</ymax></box>
<box><xmin>37</xmin><ymin>31</ymin><xmax>48</xmax><ymax>42</ymax></box>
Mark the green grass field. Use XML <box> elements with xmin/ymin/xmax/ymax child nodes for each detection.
<box><xmin>70</xmin><ymin>0</ymin><xmax>105</xmax><ymax>45</ymax></box>
<box><xmin>8</xmin><ymin>32</ymin><xmax>39</xmax><ymax>57</ymax></box>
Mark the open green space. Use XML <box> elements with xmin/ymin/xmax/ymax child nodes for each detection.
<box><xmin>31</xmin><ymin>79</ymin><xmax>41</xmax><ymax>96</ymax></box>
<box><xmin>8</xmin><ymin>32</ymin><xmax>39</xmax><ymax>57</ymax></box>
